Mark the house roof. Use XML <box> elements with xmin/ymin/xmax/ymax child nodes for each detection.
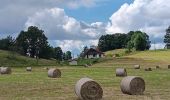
<box><xmin>84</xmin><ymin>48</ymin><xmax>104</xmax><ymax>55</ymax></box>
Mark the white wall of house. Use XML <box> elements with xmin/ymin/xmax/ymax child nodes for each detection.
<box><xmin>85</xmin><ymin>54</ymin><xmax>103</xmax><ymax>59</ymax></box>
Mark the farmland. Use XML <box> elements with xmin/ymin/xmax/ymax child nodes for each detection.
<box><xmin>0</xmin><ymin>50</ymin><xmax>170</xmax><ymax>100</ymax></box>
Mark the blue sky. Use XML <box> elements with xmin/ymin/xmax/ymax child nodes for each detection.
<box><xmin>65</xmin><ymin>0</ymin><xmax>133</xmax><ymax>23</ymax></box>
<box><xmin>0</xmin><ymin>0</ymin><xmax>170</xmax><ymax>55</ymax></box>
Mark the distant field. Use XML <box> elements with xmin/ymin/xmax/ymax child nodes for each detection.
<box><xmin>126</xmin><ymin>49</ymin><xmax>170</xmax><ymax>63</ymax></box>
<box><xmin>0</xmin><ymin>49</ymin><xmax>170</xmax><ymax>100</ymax></box>
<box><xmin>0</xmin><ymin>57</ymin><xmax>170</xmax><ymax>99</ymax></box>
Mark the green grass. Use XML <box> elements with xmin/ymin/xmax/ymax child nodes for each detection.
<box><xmin>0</xmin><ymin>49</ymin><xmax>170</xmax><ymax>99</ymax></box>
<box><xmin>126</xmin><ymin>49</ymin><xmax>170</xmax><ymax>63</ymax></box>
<box><xmin>0</xmin><ymin>50</ymin><xmax>58</xmax><ymax>67</ymax></box>
<box><xmin>104</xmin><ymin>49</ymin><xmax>127</xmax><ymax>57</ymax></box>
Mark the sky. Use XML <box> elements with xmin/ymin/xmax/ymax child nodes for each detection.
<box><xmin>0</xmin><ymin>0</ymin><xmax>169</xmax><ymax>55</ymax></box>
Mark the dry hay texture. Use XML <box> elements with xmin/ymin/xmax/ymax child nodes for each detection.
<box><xmin>120</xmin><ymin>76</ymin><xmax>145</xmax><ymax>95</ymax></box>
<box><xmin>168</xmin><ymin>65</ymin><xmax>170</xmax><ymax>69</ymax></box>
<box><xmin>145</xmin><ymin>68</ymin><xmax>152</xmax><ymax>71</ymax></box>
<box><xmin>75</xmin><ymin>78</ymin><xmax>103</xmax><ymax>100</ymax></box>
<box><xmin>134</xmin><ymin>65</ymin><xmax>140</xmax><ymax>69</ymax></box>
<box><xmin>48</xmin><ymin>68</ymin><xmax>61</xmax><ymax>78</ymax></box>
<box><xmin>84</xmin><ymin>64</ymin><xmax>89</xmax><ymax>68</ymax></box>
<box><xmin>156</xmin><ymin>65</ymin><xmax>160</xmax><ymax>69</ymax></box>
<box><xmin>116</xmin><ymin>68</ymin><xmax>127</xmax><ymax>77</ymax></box>
<box><xmin>0</xmin><ymin>67</ymin><xmax>12</xmax><ymax>74</ymax></box>
<box><xmin>26</xmin><ymin>67</ymin><xmax>32</xmax><ymax>71</ymax></box>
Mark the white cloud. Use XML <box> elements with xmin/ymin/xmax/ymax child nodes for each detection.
<box><xmin>25</xmin><ymin>8</ymin><xmax>106</xmax><ymax>40</ymax></box>
<box><xmin>54</xmin><ymin>40</ymin><xmax>98</xmax><ymax>55</ymax></box>
<box><xmin>106</xmin><ymin>0</ymin><xmax>170</xmax><ymax>49</ymax></box>
<box><xmin>150</xmin><ymin>43</ymin><xmax>165</xmax><ymax>50</ymax></box>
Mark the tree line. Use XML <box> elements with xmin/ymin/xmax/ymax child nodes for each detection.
<box><xmin>98</xmin><ymin>31</ymin><xmax>151</xmax><ymax>52</ymax></box>
<box><xmin>0</xmin><ymin>26</ymin><xmax>72</xmax><ymax>61</ymax></box>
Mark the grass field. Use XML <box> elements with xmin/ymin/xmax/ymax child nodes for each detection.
<box><xmin>0</xmin><ymin>50</ymin><xmax>170</xmax><ymax>100</ymax></box>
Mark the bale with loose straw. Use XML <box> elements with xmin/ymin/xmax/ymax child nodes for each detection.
<box><xmin>84</xmin><ymin>64</ymin><xmax>89</xmax><ymax>68</ymax></box>
<box><xmin>48</xmin><ymin>68</ymin><xmax>61</xmax><ymax>78</ymax></box>
<box><xmin>26</xmin><ymin>67</ymin><xmax>32</xmax><ymax>72</ymax></box>
<box><xmin>134</xmin><ymin>65</ymin><xmax>140</xmax><ymax>69</ymax></box>
<box><xmin>120</xmin><ymin>76</ymin><xmax>145</xmax><ymax>95</ymax></box>
<box><xmin>75</xmin><ymin>78</ymin><xmax>103</xmax><ymax>100</ymax></box>
<box><xmin>168</xmin><ymin>65</ymin><xmax>170</xmax><ymax>69</ymax></box>
<box><xmin>0</xmin><ymin>67</ymin><xmax>12</xmax><ymax>74</ymax></box>
<box><xmin>116</xmin><ymin>68</ymin><xmax>127</xmax><ymax>77</ymax></box>
<box><xmin>145</xmin><ymin>68</ymin><xmax>152</xmax><ymax>71</ymax></box>
<box><xmin>156</xmin><ymin>65</ymin><xmax>160</xmax><ymax>69</ymax></box>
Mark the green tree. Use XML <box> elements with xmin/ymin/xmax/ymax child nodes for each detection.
<box><xmin>54</xmin><ymin>47</ymin><xmax>63</xmax><ymax>61</ymax></box>
<box><xmin>16</xmin><ymin>26</ymin><xmax>49</xmax><ymax>58</ymax></box>
<box><xmin>164</xmin><ymin>26</ymin><xmax>170</xmax><ymax>49</ymax></box>
<box><xmin>127</xmin><ymin>31</ymin><xmax>150</xmax><ymax>51</ymax></box>
<box><xmin>0</xmin><ymin>36</ymin><xmax>15</xmax><ymax>50</ymax></box>
<box><xmin>65</xmin><ymin>51</ymin><xmax>72</xmax><ymax>60</ymax></box>
<box><xmin>98</xmin><ymin>33</ymin><xmax>127</xmax><ymax>52</ymax></box>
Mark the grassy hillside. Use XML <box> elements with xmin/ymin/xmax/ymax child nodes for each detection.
<box><xmin>0</xmin><ymin>49</ymin><xmax>170</xmax><ymax>99</ymax></box>
<box><xmin>104</xmin><ymin>49</ymin><xmax>127</xmax><ymax>57</ymax></box>
<box><xmin>126</xmin><ymin>49</ymin><xmax>170</xmax><ymax>63</ymax></box>
<box><xmin>0</xmin><ymin>50</ymin><xmax>58</xmax><ymax>67</ymax></box>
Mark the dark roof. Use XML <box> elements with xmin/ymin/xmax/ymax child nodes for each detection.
<box><xmin>84</xmin><ymin>48</ymin><xmax>104</xmax><ymax>56</ymax></box>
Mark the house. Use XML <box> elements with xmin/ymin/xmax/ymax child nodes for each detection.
<box><xmin>83</xmin><ymin>48</ymin><xmax>104</xmax><ymax>59</ymax></box>
<box><xmin>68</xmin><ymin>59</ymin><xmax>78</xmax><ymax>65</ymax></box>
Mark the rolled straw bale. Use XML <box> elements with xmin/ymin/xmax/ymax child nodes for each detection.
<box><xmin>75</xmin><ymin>78</ymin><xmax>103</xmax><ymax>100</ymax></box>
<box><xmin>134</xmin><ymin>65</ymin><xmax>140</xmax><ymax>69</ymax></box>
<box><xmin>116</xmin><ymin>68</ymin><xmax>127</xmax><ymax>77</ymax></box>
<box><xmin>84</xmin><ymin>64</ymin><xmax>89</xmax><ymax>68</ymax></box>
<box><xmin>145</xmin><ymin>68</ymin><xmax>152</xmax><ymax>71</ymax></box>
<box><xmin>48</xmin><ymin>68</ymin><xmax>61</xmax><ymax>78</ymax></box>
<box><xmin>0</xmin><ymin>67</ymin><xmax>12</xmax><ymax>74</ymax></box>
<box><xmin>156</xmin><ymin>66</ymin><xmax>160</xmax><ymax>69</ymax></box>
<box><xmin>26</xmin><ymin>67</ymin><xmax>32</xmax><ymax>72</ymax></box>
<box><xmin>120</xmin><ymin>76</ymin><xmax>145</xmax><ymax>95</ymax></box>
<box><xmin>168</xmin><ymin>65</ymin><xmax>170</xmax><ymax>69</ymax></box>
<box><xmin>43</xmin><ymin>67</ymin><xmax>49</xmax><ymax>70</ymax></box>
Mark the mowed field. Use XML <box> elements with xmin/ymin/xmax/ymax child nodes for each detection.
<box><xmin>0</xmin><ymin>50</ymin><xmax>170</xmax><ymax>100</ymax></box>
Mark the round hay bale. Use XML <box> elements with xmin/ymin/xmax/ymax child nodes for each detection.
<box><xmin>134</xmin><ymin>65</ymin><xmax>140</xmax><ymax>69</ymax></box>
<box><xmin>145</xmin><ymin>68</ymin><xmax>152</xmax><ymax>71</ymax></box>
<box><xmin>48</xmin><ymin>68</ymin><xmax>61</xmax><ymax>78</ymax></box>
<box><xmin>26</xmin><ymin>67</ymin><xmax>32</xmax><ymax>72</ymax></box>
<box><xmin>84</xmin><ymin>64</ymin><xmax>89</xmax><ymax>68</ymax></box>
<box><xmin>43</xmin><ymin>67</ymin><xmax>49</xmax><ymax>70</ymax></box>
<box><xmin>120</xmin><ymin>76</ymin><xmax>145</xmax><ymax>95</ymax></box>
<box><xmin>156</xmin><ymin>66</ymin><xmax>160</xmax><ymax>69</ymax></box>
<box><xmin>75</xmin><ymin>78</ymin><xmax>103</xmax><ymax>100</ymax></box>
<box><xmin>0</xmin><ymin>67</ymin><xmax>12</xmax><ymax>74</ymax></box>
<box><xmin>168</xmin><ymin>65</ymin><xmax>170</xmax><ymax>69</ymax></box>
<box><xmin>116</xmin><ymin>68</ymin><xmax>127</xmax><ymax>77</ymax></box>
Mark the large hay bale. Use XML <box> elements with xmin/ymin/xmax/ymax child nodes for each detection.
<box><xmin>120</xmin><ymin>76</ymin><xmax>145</xmax><ymax>95</ymax></box>
<box><xmin>168</xmin><ymin>65</ymin><xmax>170</xmax><ymax>69</ymax></box>
<box><xmin>134</xmin><ymin>65</ymin><xmax>140</xmax><ymax>69</ymax></box>
<box><xmin>0</xmin><ymin>67</ymin><xmax>12</xmax><ymax>74</ymax></box>
<box><xmin>116</xmin><ymin>68</ymin><xmax>127</xmax><ymax>77</ymax></box>
<box><xmin>75</xmin><ymin>78</ymin><xmax>103</xmax><ymax>100</ymax></box>
<box><xmin>48</xmin><ymin>68</ymin><xmax>61</xmax><ymax>78</ymax></box>
<box><xmin>42</xmin><ymin>67</ymin><xmax>49</xmax><ymax>70</ymax></box>
<box><xmin>145</xmin><ymin>68</ymin><xmax>152</xmax><ymax>71</ymax></box>
<box><xmin>26</xmin><ymin>67</ymin><xmax>32</xmax><ymax>72</ymax></box>
<box><xmin>84</xmin><ymin>64</ymin><xmax>89</xmax><ymax>68</ymax></box>
<box><xmin>156</xmin><ymin>65</ymin><xmax>160</xmax><ymax>69</ymax></box>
